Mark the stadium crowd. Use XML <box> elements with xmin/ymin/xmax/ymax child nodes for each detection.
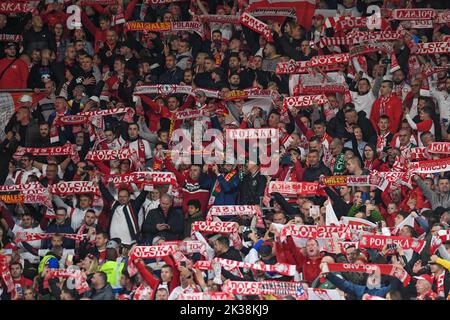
<box><xmin>0</xmin><ymin>0</ymin><xmax>450</xmax><ymax>300</ymax></box>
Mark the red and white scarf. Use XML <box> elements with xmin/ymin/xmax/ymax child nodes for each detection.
<box><xmin>199</xmin><ymin>14</ymin><xmax>240</xmax><ymax>24</ymax></box>
<box><xmin>45</xmin><ymin>269</ymin><xmax>90</xmax><ymax>294</ymax></box>
<box><xmin>239</xmin><ymin>12</ymin><xmax>273</xmax><ymax>42</ymax></box>
<box><xmin>14</xmin><ymin>232</ymin><xmax>86</xmax><ymax>243</ymax></box>
<box><xmin>104</xmin><ymin>171</ymin><xmax>177</xmax><ymax>187</ymax></box>
<box><xmin>266</xmin><ymin>181</ymin><xmax>324</xmax><ymax>197</ymax></box>
<box><xmin>409</xmin><ymin>157</ymin><xmax>450</xmax><ymax>174</ymax></box>
<box><xmin>390</xmin><ymin>8</ymin><xmax>437</xmax><ymax>20</ymax></box>
<box><xmin>13</xmin><ymin>144</ymin><xmax>80</xmax><ymax>163</ymax></box>
<box><xmin>85</xmin><ymin>148</ymin><xmax>137</xmax><ymax>161</ymax></box>
<box><xmin>0</xmin><ymin>1</ymin><xmax>38</xmax><ymax>13</ymax></box>
<box><xmin>194</xmin><ymin>258</ymin><xmax>297</xmax><ymax>277</ymax></box>
<box><xmin>0</xmin><ymin>255</ymin><xmax>14</xmax><ymax>293</ymax></box>
<box><xmin>221</xmin><ymin>280</ymin><xmax>305</xmax><ymax>297</ymax></box>
<box><xmin>206</xmin><ymin>205</ymin><xmax>264</xmax><ymax>225</ymax></box>
<box><xmin>326</xmin><ymin>263</ymin><xmax>410</xmax><ymax>286</ymax></box>
<box><xmin>178</xmin><ymin>292</ymin><xmax>234</xmax><ymax>300</ymax></box>
<box><xmin>134</xmin><ymin>85</ymin><xmax>220</xmax><ymax>98</ymax></box>
<box><xmin>283</xmin><ymin>94</ymin><xmax>328</xmax><ymax>110</ymax></box>
<box><xmin>358</xmin><ymin>234</ymin><xmax>426</xmax><ymax>253</ymax></box>
<box><xmin>124</xmin><ymin>21</ymin><xmax>205</xmax><ymax>39</ymax></box>
<box><xmin>427</xmin><ymin>142</ymin><xmax>450</xmax><ymax>155</ymax></box>
<box><xmin>0</xmin><ymin>34</ymin><xmax>22</xmax><ymax>42</ymax></box>
<box><xmin>415</xmin><ymin>42</ymin><xmax>450</xmax><ymax>55</ymax></box>
<box><xmin>320</xmin><ymin>175</ymin><xmax>388</xmax><ymax>191</ymax></box>
<box><xmin>48</xmin><ymin>181</ymin><xmax>100</xmax><ymax>196</ymax></box>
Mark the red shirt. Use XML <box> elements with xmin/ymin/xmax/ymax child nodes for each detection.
<box><xmin>0</xmin><ymin>57</ymin><xmax>29</xmax><ymax>89</ymax></box>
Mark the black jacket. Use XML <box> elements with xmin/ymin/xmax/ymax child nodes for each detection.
<box><xmin>238</xmin><ymin>170</ymin><xmax>267</xmax><ymax>205</ymax></box>
<box><xmin>141</xmin><ymin>206</ymin><xmax>184</xmax><ymax>243</ymax></box>
<box><xmin>23</xmin><ymin>27</ymin><xmax>56</xmax><ymax>54</ymax></box>
<box><xmin>303</xmin><ymin>162</ymin><xmax>332</xmax><ymax>182</ymax></box>
<box><xmin>99</xmin><ymin>181</ymin><xmax>148</xmax><ymax>243</ymax></box>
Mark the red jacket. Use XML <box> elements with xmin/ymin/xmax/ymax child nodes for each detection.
<box><xmin>164</xmin><ymin>158</ymin><xmax>211</xmax><ymax>215</ymax></box>
<box><xmin>134</xmin><ymin>256</ymin><xmax>180</xmax><ymax>299</ymax></box>
<box><xmin>370</xmin><ymin>94</ymin><xmax>403</xmax><ymax>134</ymax></box>
<box><xmin>275</xmin><ymin>236</ymin><xmax>323</xmax><ymax>285</ymax></box>
<box><xmin>0</xmin><ymin>57</ymin><xmax>28</xmax><ymax>89</ymax></box>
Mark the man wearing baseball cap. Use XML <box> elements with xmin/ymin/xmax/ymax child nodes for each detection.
<box><xmin>0</xmin><ymin>42</ymin><xmax>28</xmax><ymax>89</ymax></box>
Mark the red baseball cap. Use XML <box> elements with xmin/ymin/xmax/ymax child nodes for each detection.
<box><xmin>313</xmin><ymin>14</ymin><xmax>324</xmax><ymax>20</ymax></box>
<box><xmin>414</xmin><ymin>274</ymin><xmax>434</xmax><ymax>285</ymax></box>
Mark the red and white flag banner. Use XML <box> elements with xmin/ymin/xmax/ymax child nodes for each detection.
<box><xmin>275</xmin><ymin>59</ymin><xmax>341</xmax><ymax>75</ymax></box>
<box><xmin>239</xmin><ymin>12</ymin><xmax>273</xmax><ymax>42</ymax></box>
<box><xmin>206</xmin><ymin>205</ymin><xmax>263</xmax><ymax>224</ymax></box>
<box><xmin>0</xmin><ymin>182</ymin><xmax>46</xmax><ymax>195</ymax></box>
<box><xmin>191</xmin><ymin>221</ymin><xmax>239</xmax><ymax>235</ymax></box>
<box><xmin>415</xmin><ymin>42</ymin><xmax>450</xmax><ymax>55</ymax></box>
<box><xmin>125</xmin><ymin>21</ymin><xmax>205</xmax><ymax>39</ymax></box>
<box><xmin>349</xmin><ymin>42</ymin><xmax>393</xmax><ymax>58</ymax></box>
<box><xmin>326</xmin><ymin>263</ymin><xmax>411</xmax><ymax>286</ymax></box>
<box><xmin>427</xmin><ymin>142</ymin><xmax>450</xmax><ymax>154</ymax></box>
<box><xmin>358</xmin><ymin>234</ymin><xmax>426</xmax><ymax>253</ymax></box>
<box><xmin>178</xmin><ymin>292</ymin><xmax>234</xmax><ymax>300</ymax></box>
<box><xmin>225</xmin><ymin>128</ymin><xmax>278</xmax><ymax>140</ymax></box>
<box><xmin>194</xmin><ymin>258</ymin><xmax>297</xmax><ymax>276</ymax></box>
<box><xmin>390</xmin><ymin>9</ymin><xmax>437</xmax><ymax>20</ymax></box>
<box><xmin>409</xmin><ymin>157</ymin><xmax>450</xmax><ymax>173</ymax></box>
<box><xmin>283</xmin><ymin>95</ymin><xmax>328</xmax><ymax>109</ymax></box>
<box><xmin>0</xmin><ymin>34</ymin><xmax>22</xmax><ymax>42</ymax></box>
<box><xmin>104</xmin><ymin>171</ymin><xmax>177</xmax><ymax>186</ymax></box>
<box><xmin>267</xmin><ymin>181</ymin><xmax>323</xmax><ymax>197</ymax></box>
<box><xmin>85</xmin><ymin>148</ymin><xmax>136</xmax><ymax>161</ymax></box>
<box><xmin>13</xmin><ymin>144</ymin><xmax>78</xmax><ymax>160</ymax></box>
<box><xmin>48</xmin><ymin>181</ymin><xmax>100</xmax><ymax>196</ymax></box>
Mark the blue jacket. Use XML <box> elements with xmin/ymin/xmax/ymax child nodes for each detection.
<box><xmin>44</xmin><ymin>220</ymin><xmax>75</xmax><ymax>249</ymax></box>
<box><xmin>213</xmin><ymin>173</ymin><xmax>240</xmax><ymax>206</ymax></box>
<box><xmin>326</xmin><ymin>272</ymin><xmax>391</xmax><ymax>300</ymax></box>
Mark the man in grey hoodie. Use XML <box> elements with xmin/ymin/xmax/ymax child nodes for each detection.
<box><xmin>413</xmin><ymin>174</ymin><xmax>450</xmax><ymax>210</ymax></box>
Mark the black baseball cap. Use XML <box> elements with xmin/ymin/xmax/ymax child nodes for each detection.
<box><xmin>5</xmin><ymin>42</ymin><xmax>16</xmax><ymax>49</ymax></box>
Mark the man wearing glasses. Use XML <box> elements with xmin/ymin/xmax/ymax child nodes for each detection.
<box><xmin>13</xmin><ymin>153</ymin><xmax>42</xmax><ymax>185</ymax></box>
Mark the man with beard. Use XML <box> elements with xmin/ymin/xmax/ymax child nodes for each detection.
<box><xmin>392</xmin><ymin>69</ymin><xmax>411</xmax><ymax>102</ymax></box>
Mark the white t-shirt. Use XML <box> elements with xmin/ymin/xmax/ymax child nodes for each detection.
<box><xmin>12</xmin><ymin>224</ymin><xmax>44</xmax><ymax>264</ymax></box>
<box><xmin>350</xmin><ymin>90</ymin><xmax>376</xmax><ymax>117</ymax></box>
<box><xmin>110</xmin><ymin>205</ymin><xmax>135</xmax><ymax>245</ymax></box>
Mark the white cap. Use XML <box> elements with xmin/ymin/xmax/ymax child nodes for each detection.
<box><xmin>19</xmin><ymin>94</ymin><xmax>32</xmax><ymax>103</ymax></box>
<box><xmin>89</xmin><ymin>96</ymin><xmax>100</xmax><ymax>103</ymax></box>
